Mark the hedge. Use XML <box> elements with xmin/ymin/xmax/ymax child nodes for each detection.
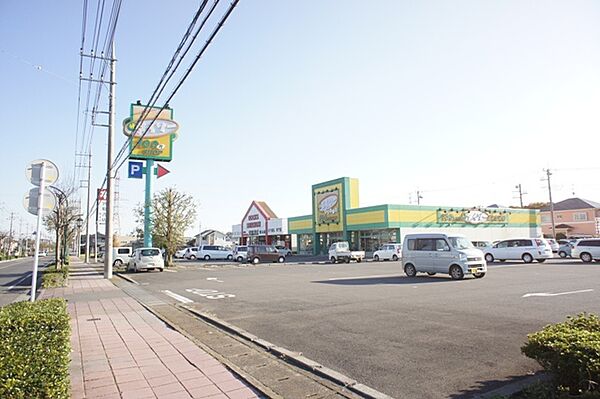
<box><xmin>0</xmin><ymin>298</ymin><xmax>71</xmax><ymax>398</ymax></box>
<box><xmin>522</xmin><ymin>313</ymin><xmax>600</xmax><ymax>395</ymax></box>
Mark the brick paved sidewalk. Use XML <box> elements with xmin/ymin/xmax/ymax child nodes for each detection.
<box><xmin>40</xmin><ymin>261</ymin><xmax>262</xmax><ymax>399</ymax></box>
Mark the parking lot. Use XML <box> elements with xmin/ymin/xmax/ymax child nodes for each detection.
<box><xmin>124</xmin><ymin>258</ymin><xmax>600</xmax><ymax>398</ymax></box>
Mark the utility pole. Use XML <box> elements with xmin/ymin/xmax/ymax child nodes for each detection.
<box><xmin>84</xmin><ymin>153</ymin><xmax>92</xmax><ymax>263</ymax></box>
<box><xmin>416</xmin><ymin>190</ymin><xmax>423</xmax><ymax>206</ymax></box>
<box><xmin>514</xmin><ymin>184</ymin><xmax>525</xmax><ymax>208</ymax></box>
<box><xmin>104</xmin><ymin>43</ymin><xmax>116</xmax><ymax>279</ymax></box>
<box><xmin>543</xmin><ymin>169</ymin><xmax>557</xmax><ymax>239</ymax></box>
<box><xmin>7</xmin><ymin>212</ymin><xmax>15</xmax><ymax>256</ymax></box>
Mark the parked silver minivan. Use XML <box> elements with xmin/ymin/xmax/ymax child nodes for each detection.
<box><xmin>402</xmin><ymin>233</ymin><xmax>487</xmax><ymax>280</ymax></box>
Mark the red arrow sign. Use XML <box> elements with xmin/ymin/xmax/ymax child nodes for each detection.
<box><xmin>156</xmin><ymin>164</ymin><xmax>170</xmax><ymax>179</ymax></box>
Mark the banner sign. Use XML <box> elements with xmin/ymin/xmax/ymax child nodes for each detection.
<box><xmin>437</xmin><ymin>209</ymin><xmax>509</xmax><ymax>225</ymax></box>
<box><xmin>316</xmin><ymin>189</ymin><xmax>341</xmax><ymax>225</ymax></box>
<box><xmin>123</xmin><ymin>103</ymin><xmax>179</xmax><ymax>162</ymax></box>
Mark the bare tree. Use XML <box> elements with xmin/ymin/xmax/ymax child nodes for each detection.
<box><xmin>136</xmin><ymin>188</ymin><xmax>197</xmax><ymax>266</ymax></box>
<box><xmin>44</xmin><ymin>183</ymin><xmax>79</xmax><ymax>268</ymax></box>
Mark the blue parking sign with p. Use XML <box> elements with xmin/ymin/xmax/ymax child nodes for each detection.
<box><xmin>128</xmin><ymin>161</ymin><xmax>144</xmax><ymax>179</ymax></box>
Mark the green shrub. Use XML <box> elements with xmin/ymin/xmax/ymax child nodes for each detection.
<box><xmin>522</xmin><ymin>313</ymin><xmax>600</xmax><ymax>395</ymax></box>
<box><xmin>41</xmin><ymin>264</ymin><xmax>69</xmax><ymax>288</ymax></box>
<box><xmin>0</xmin><ymin>298</ymin><xmax>71</xmax><ymax>399</ymax></box>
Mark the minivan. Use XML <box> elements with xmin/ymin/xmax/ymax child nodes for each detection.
<box><xmin>233</xmin><ymin>245</ymin><xmax>248</xmax><ymax>262</ymax></box>
<box><xmin>402</xmin><ymin>233</ymin><xmax>486</xmax><ymax>280</ymax></box>
<box><xmin>246</xmin><ymin>245</ymin><xmax>285</xmax><ymax>264</ymax></box>
<box><xmin>572</xmin><ymin>238</ymin><xmax>600</xmax><ymax>263</ymax></box>
<box><xmin>484</xmin><ymin>238</ymin><xmax>553</xmax><ymax>263</ymax></box>
<box><xmin>198</xmin><ymin>245</ymin><xmax>233</xmax><ymax>261</ymax></box>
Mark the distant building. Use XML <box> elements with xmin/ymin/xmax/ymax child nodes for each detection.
<box><xmin>541</xmin><ymin>198</ymin><xmax>600</xmax><ymax>238</ymax></box>
<box><xmin>194</xmin><ymin>229</ymin><xmax>228</xmax><ymax>247</ymax></box>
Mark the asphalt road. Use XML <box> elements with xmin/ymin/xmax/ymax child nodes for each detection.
<box><xmin>0</xmin><ymin>257</ymin><xmax>47</xmax><ymax>305</ymax></box>
<box><xmin>125</xmin><ymin>259</ymin><xmax>600</xmax><ymax>398</ymax></box>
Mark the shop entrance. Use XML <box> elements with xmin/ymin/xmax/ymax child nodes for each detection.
<box><xmin>318</xmin><ymin>232</ymin><xmax>345</xmax><ymax>254</ymax></box>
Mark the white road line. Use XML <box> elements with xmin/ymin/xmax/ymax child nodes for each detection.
<box><xmin>161</xmin><ymin>290</ymin><xmax>194</xmax><ymax>303</ymax></box>
<box><xmin>327</xmin><ymin>273</ymin><xmax>401</xmax><ymax>281</ymax></box>
<box><xmin>8</xmin><ymin>272</ymin><xmax>32</xmax><ymax>290</ymax></box>
<box><xmin>164</xmin><ymin>269</ymin><xmax>177</xmax><ymax>273</ymax></box>
<box><xmin>206</xmin><ymin>277</ymin><xmax>223</xmax><ymax>283</ymax></box>
<box><xmin>522</xmin><ymin>289</ymin><xmax>594</xmax><ymax>298</ymax></box>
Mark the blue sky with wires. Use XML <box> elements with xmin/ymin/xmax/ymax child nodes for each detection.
<box><xmin>1</xmin><ymin>1</ymin><xmax>600</xmax><ymax>236</ymax></box>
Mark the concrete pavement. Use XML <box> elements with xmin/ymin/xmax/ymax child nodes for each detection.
<box><xmin>40</xmin><ymin>260</ymin><xmax>263</xmax><ymax>399</ymax></box>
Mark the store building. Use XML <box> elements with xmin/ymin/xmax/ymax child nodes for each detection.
<box><xmin>288</xmin><ymin>177</ymin><xmax>541</xmax><ymax>255</ymax></box>
<box><xmin>232</xmin><ymin>201</ymin><xmax>291</xmax><ymax>247</ymax></box>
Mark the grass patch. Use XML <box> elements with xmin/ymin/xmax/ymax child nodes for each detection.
<box><xmin>41</xmin><ymin>264</ymin><xmax>69</xmax><ymax>288</ymax></box>
<box><xmin>0</xmin><ymin>298</ymin><xmax>71</xmax><ymax>398</ymax></box>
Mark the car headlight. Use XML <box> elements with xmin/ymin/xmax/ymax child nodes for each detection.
<box><xmin>459</xmin><ymin>253</ymin><xmax>467</xmax><ymax>261</ymax></box>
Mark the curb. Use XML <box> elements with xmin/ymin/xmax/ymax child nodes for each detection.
<box><xmin>179</xmin><ymin>305</ymin><xmax>394</xmax><ymax>399</ymax></box>
<box><xmin>472</xmin><ymin>372</ymin><xmax>550</xmax><ymax>399</ymax></box>
<box><xmin>114</xmin><ymin>272</ymin><xmax>139</xmax><ymax>285</ymax></box>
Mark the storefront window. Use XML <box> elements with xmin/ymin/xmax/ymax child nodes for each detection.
<box><xmin>318</xmin><ymin>233</ymin><xmax>345</xmax><ymax>254</ymax></box>
<box><xmin>299</xmin><ymin>234</ymin><xmax>313</xmax><ymax>255</ymax></box>
<box><xmin>357</xmin><ymin>229</ymin><xmax>398</xmax><ymax>252</ymax></box>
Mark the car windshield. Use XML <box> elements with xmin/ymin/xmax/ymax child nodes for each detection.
<box><xmin>141</xmin><ymin>249</ymin><xmax>160</xmax><ymax>256</ymax></box>
<box><xmin>448</xmin><ymin>237</ymin><xmax>474</xmax><ymax>250</ymax></box>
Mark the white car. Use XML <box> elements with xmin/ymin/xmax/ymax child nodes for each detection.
<box><xmin>572</xmin><ymin>238</ymin><xmax>600</xmax><ymax>263</ymax></box>
<box><xmin>275</xmin><ymin>245</ymin><xmax>292</xmax><ymax>257</ymax></box>
<box><xmin>233</xmin><ymin>245</ymin><xmax>248</xmax><ymax>262</ymax></box>
<box><xmin>174</xmin><ymin>248</ymin><xmax>188</xmax><ymax>259</ymax></box>
<box><xmin>373</xmin><ymin>243</ymin><xmax>402</xmax><ymax>261</ymax></box>
<box><xmin>483</xmin><ymin>238</ymin><xmax>553</xmax><ymax>264</ymax></box>
<box><xmin>127</xmin><ymin>248</ymin><xmax>164</xmax><ymax>272</ymax></box>
<box><xmin>545</xmin><ymin>238</ymin><xmax>559</xmax><ymax>253</ymax></box>
<box><xmin>184</xmin><ymin>247</ymin><xmax>199</xmax><ymax>260</ymax></box>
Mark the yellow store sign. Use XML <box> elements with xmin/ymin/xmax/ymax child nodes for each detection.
<box><xmin>122</xmin><ymin>104</ymin><xmax>179</xmax><ymax>162</ymax></box>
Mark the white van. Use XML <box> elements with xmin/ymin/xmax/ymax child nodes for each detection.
<box><xmin>112</xmin><ymin>247</ymin><xmax>133</xmax><ymax>267</ymax></box>
<box><xmin>198</xmin><ymin>245</ymin><xmax>233</xmax><ymax>261</ymax></box>
<box><xmin>572</xmin><ymin>238</ymin><xmax>600</xmax><ymax>263</ymax></box>
<box><xmin>402</xmin><ymin>233</ymin><xmax>486</xmax><ymax>280</ymax></box>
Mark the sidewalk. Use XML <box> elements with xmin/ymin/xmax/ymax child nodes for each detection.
<box><xmin>40</xmin><ymin>261</ymin><xmax>263</xmax><ymax>399</ymax></box>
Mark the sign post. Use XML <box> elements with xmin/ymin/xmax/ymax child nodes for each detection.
<box><xmin>25</xmin><ymin>159</ymin><xmax>59</xmax><ymax>302</ymax></box>
<box><xmin>144</xmin><ymin>159</ymin><xmax>154</xmax><ymax>247</ymax></box>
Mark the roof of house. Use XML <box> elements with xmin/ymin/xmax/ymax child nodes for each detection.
<box><xmin>542</xmin><ymin>198</ymin><xmax>600</xmax><ymax>211</ymax></box>
<box><xmin>255</xmin><ymin>201</ymin><xmax>277</xmax><ymax>218</ymax></box>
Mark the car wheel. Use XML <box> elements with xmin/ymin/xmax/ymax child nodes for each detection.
<box><xmin>159</xmin><ymin>268</ymin><xmax>164</xmax><ymax>272</ymax></box>
<box><xmin>345</xmin><ymin>258</ymin><xmax>351</xmax><ymax>263</ymax></box>
<box><xmin>404</xmin><ymin>263</ymin><xmax>417</xmax><ymax>277</ymax></box>
<box><xmin>392</xmin><ymin>254</ymin><xmax>398</xmax><ymax>261</ymax></box>
<box><xmin>190</xmin><ymin>255</ymin><xmax>196</xmax><ymax>260</ymax></box>
<box><xmin>277</xmin><ymin>256</ymin><xmax>285</xmax><ymax>263</ymax></box>
<box><xmin>427</xmin><ymin>272</ymin><xmax>436</xmax><ymax>276</ymax></box>
<box><xmin>580</xmin><ymin>252</ymin><xmax>593</xmax><ymax>263</ymax></box>
<box><xmin>473</xmin><ymin>272</ymin><xmax>486</xmax><ymax>279</ymax></box>
<box><xmin>252</xmin><ymin>257</ymin><xmax>260</xmax><ymax>264</ymax></box>
<box><xmin>113</xmin><ymin>259</ymin><xmax>122</xmax><ymax>267</ymax></box>
<box><xmin>330</xmin><ymin>257</ymin><xmax>337</xmax><ymax>264</ymax></box>
<box><xmin>374</xmin><ymin>255</ymin><xmax>380</xmax><ymax>262</ymax></box>
<box><xmin>236</xmin><ymin>256</ymin><xmax>243</xmax><ymax>262</ymax></box>
<box><xmin>204</xmin><ymin>255</ymin><xmax>210</xmax><ymax>261</ymax></box>
<box><xmin>536</xmin><ymin>259</ymin><xmax>546</xmax><ymax>263</ymax></box>
<box><xmin>522</xmin><ymin>253</ymin><xmax>534</xmax><ymax>264</ymax></box>
<box><xmin>227</xmin><ymin>254</ymin><xmax>233</xmax><ymax>260</ymax></box>
<box><xmin>356</xmin><ymin>258</ymin><xmax>362</xmax><ymax>263</ymax></box>
<box><xmin>558</xmin><ymin>251</ymin><xmax>567</xmax><ymax>258</ymax></box>
<box><xmin>286</xmin><ymin>252</ymin><xmax>292</xmax><ymax>257</ymax></box>
<box><xmin>484</xmin><ymin>253</ymin><xmax>494</xmax><ymax>263</ymax></box>
<box><xmin>449</xmin><ymin>265</ymin><xmax>464</xmax><ymax>280</ymax></box>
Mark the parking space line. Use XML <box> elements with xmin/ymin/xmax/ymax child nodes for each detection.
<box><xmin>327</xmin><ymin>273</ymin><xmax>401</xmax><ymax>281</ymax></box>
<box><xmin>161</xmin><ymin>290</ymin><xmax>194</xmax><ymax>303</ymax></box>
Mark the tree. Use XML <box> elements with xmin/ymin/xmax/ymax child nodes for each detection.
<box><xmin>44</xmin><ymin>183</ymin><xmax>79</xmax><ymax>268</ymax></box>
<box><xmin>136</xmin><ymin>188</ymin><xmax>197</xmax><ymax>266</ymax></box>
<box><xmin>524</xmin><ymin>202</ymin><xmax>549</xmax><ymax>210</ymax></box>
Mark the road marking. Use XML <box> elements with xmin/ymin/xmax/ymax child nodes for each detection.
<box><xmin>326</xmin><ymin>273</ymin><xmax>401</xmax><ymax>281</ymax></box>
<box><xmin>206</xmin><ymin>277</ymin><xmax>223</xmax><ymax>283</ymax></box>
<box><xmin>161</xmin><ymin>290</ymin><xmax>194</xmax><ymax>303</ymax></box>
<box><xmin>8</xmin><ymin>272</ymin><xmax>32</xmax><ymax>290</ymax></box>
<box><xmin>186</xmin><ymin>288</ymin><xmax>235</xmax><ymax>300</ymax></box>
<box><xmin>522</xmin><ymin>289</ymin><xmax>594</xmax><ymax>298</ymax></box>
<box><xmin>164</xmin><ymin>269</ymin><xmax>177</xmax><ymax>273</ymax></box>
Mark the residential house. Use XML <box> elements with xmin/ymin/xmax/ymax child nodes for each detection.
<box><xmin>540</xmin><ymin>198</ymin><xmax>600</xmax><ymax>238</ymax></box>
<box><xmin>194</xmin><ymin>229</ymin><xmax>228</xmax><ymax>247</ymax></box>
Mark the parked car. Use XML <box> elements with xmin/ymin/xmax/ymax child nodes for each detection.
<box><xmin>328</xmin><ymin>241</ymin><xmax>365</xmax><ymax>263</ymax></box>
<box><xmin>373</xmin><ymin>243</ymin><xmax>402</xmax><ymax>261</ymax></box>
<box><xmin>402</xmin><ymin>233</ymin><xmax>486</xmax><ymax>280</ymax></box>
<box><xmin>483</xmin><ymin>238</ymin><xmax>553</xmax><ymax>263</ymax></box>
<box><xmin>557</xmin><ymin>242</ymin><xmax>574</xmax><ymax>258</ymax></box>
<box><xmin>113</xmin><ymin>247</ymin><xmax>133</xmax><ymax>267</ymax></box>
<box><xmin>546</xmin><ymin>238</ymin><xmax>559</xmax><ymax>253</ymax></box>
<box><xmin>198</xmin><ymin>245</ymin><xmax>233</xmax><ymax>261</ymax></box>
<box><xmin>246</xmin><ymin>245</ymin><xmax>285</xmax><ymax>264</ymax></box>
<box><xmin>572</xmin><ymin>238</ymin><xmax>600</xmax><ymax>263</ymax></box>
<box><xmin>184</xmin><ymin>247</ymin><xmax>199</xmax><ymax>260</ymax></box>
<box><xmin>174</xmin><ymin>247</ymin><xmax>188</xmax><ymax>259</ymax></box>
<box><xmin>274</xmin><ymin>245</ymin><xmax>292</xmax><ymax>257</ymax></box>
<box><xmin>233</xmin><ymin>245</ymin><xmax>248</xmax><ymax>262</ymax></box>
<box><xmin>471</xmin><ymin>241</ymin><xmax>492</xmax><ymax>250</ymax></box>
<box><xmin>127</xmin><ymin>248</ymin><xmax>164</xmax><ymax>272</ymax></box>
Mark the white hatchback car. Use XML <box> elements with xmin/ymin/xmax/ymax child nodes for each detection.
<box><xmin>483</xmin><ymin>238</ymin><xmax>553</xmax><ymax>264</ymax></box>
<box><xmin>127</xmin><ymin>248</ymin><xmax>164</xmax><ymax>272</ymax></box>
<box><xmin>373</xmin><ymin>243</ymin><xmax>402</xmax><ymax>261</ymax></box>
<box><xmin>572</xmin><ymin>238</ymin><xmax>600</xmax><ymax>263</ymax></box>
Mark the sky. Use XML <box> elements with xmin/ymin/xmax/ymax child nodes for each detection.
<box><xmin>1</xmin><ymin>0</ymin><xmax>599</xmax><ymax>239</ymax></box>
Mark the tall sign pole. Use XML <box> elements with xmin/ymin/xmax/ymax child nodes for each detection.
<box><xmin>30</xmin><ymin>162</ymin><xmax>45</xmax><ymax>302</ymax></box>
<box><xmin>104</xmin><ymin>43</ymin><xmax>116</xmax><ymax>279</ymax></box>
<box><xmin>84</xmin><ymin>153</ymin><xmax>92</xmax><ymax>263</ymax></box>
<box><xmin>144</xmin><ymin>159</ymin><xmax>154</xmax><ymax>247</ymax></box>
